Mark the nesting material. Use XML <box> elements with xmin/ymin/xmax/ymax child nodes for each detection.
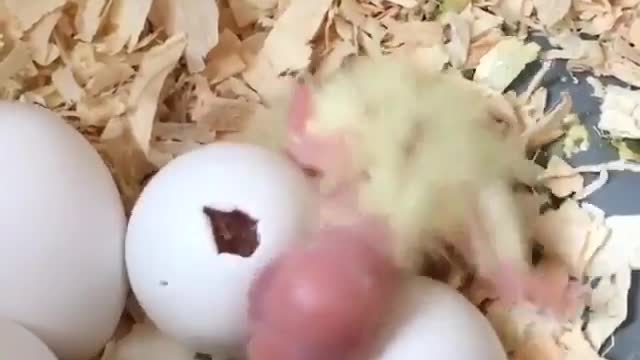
<box><xmin>3</xmin><ymin>0</ymin><xmax>640</xmax><ymax>359</ymax></box>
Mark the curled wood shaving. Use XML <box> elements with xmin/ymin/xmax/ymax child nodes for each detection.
<box><xmin>242</xmin><ymin>0</ymin><xmax>334</xmax><ymax>101</ymax></box>
<box><xmin>474</xmin><ymin>37</ymin><xmax>540</xmax><ymax>92</ymax></box>
<box><xmin>3</xmin><ymin>0</ymin><xmax>640</xmax><ymax>359</ymax></box>
<box><xmin>73</xmin><ymin>0</ymin><xmax>109</xmax><ymax>42</ymax></box>
<box><xmin>25</xmin><ymin>9</ymin><xmax>62</xmax><ymax>66</ymax></box>
<box><xmin>543</xmin><ymin>156</ymin><xmax>585</xmax><ymax>197</ymax></box>
<box><xmin>148</xmin><ymin>0</ymin><xmax>220</xmax><ymax>73</ymax></box>
<box><xmin>2</xmin><ymin>0</ymin><xmax>66</xmax><ymax>34</ymax></box>
<box><xmin>126</xmin><ymin>34</ymin><xmax>187</xmax><ymax>155</ymax></box>
<box><xmin>598</xmin><ymin>85</ymin><xmax>640</xmax><ymax>139</ymax></box>
<box><xmin>96</xmin><ymin>0</ymin><xmax>153</xmax><ymax>54</ymax></box>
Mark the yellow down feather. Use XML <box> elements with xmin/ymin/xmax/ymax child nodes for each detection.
<box><xmin>309</xmin><ymin>56</ymin><xmax>531</xmax><ymax>267</ymax></box>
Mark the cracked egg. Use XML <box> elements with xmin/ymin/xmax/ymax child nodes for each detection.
<box><xmin>124</xmin><ymin>142</ymin><xmax>315</xmax><ymax>357</ymax></box>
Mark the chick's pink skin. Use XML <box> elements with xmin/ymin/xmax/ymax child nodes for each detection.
<box><xmin>465</xmin><ymin>207</ymin><xmax>586</xmax><ymax>319</ymax></box>
<box><xmin>285</xmin><ymin>82</ymin><xmax>357</xmax><ymax>190</ymax></box>
<box><xmin>247</xmin><ymin>222</ymin><xmax>401</xmax><ymax>360</ymax></box>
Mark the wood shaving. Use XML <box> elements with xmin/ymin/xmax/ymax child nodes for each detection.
<box><xmin>148</xmin><ymin>0</ymin><xmax>219</xmax><ymax>73</ymax></box>
<box><xmin>598</xmin><ymin>85</ymin><xmax>640</xmax><ymax>139</ymax></box>
<box><xmin>25</xmin><ymin>9</ymin><xmax>62</xmax><ymax>66</ymax></box>
<box><xmin>126</xmin><ymin>34</ymin><xmax>187</xmax><ymax>155</ymax></box>
<box><xmin>3</xmin><ymin>0</ymin><xmax>640</xmax><ymax>359</ymax></box>
<box><xmin>242</xmin><ymin>0</ymin><xmax>334</xmax><ymax>101</ymax></box>
<box><xmin>3</xmin><ymin>0</ymin><xmax>66</xmax><ymax>34</ymax></box>
<box><xmin>474</xmin><ymin>37</ymin><xmax>540</xmax><ymax>92</ymax></box>
<box><xmin>96</xmin><ymin>0</ymin><xmax>154</xmax><ymax>54</ymax></box>
<box><xmin>543</xmin><ymin>155</ymin><xmax>585</xmax><ymax>197</ymax></box>
<box><xmin>73</xmin><ymin>0</ymin><xmax>109</xmax><ymax>42</ymax></box>
<box><xmin>523</xmin><ymin>92</ymin><xmax>575</xmax><ymax>149</ymax></box>
<box><xmin>533</xmin><ymin>0</ymin><xmax>571</xmax><ymax>26</ymax></box>
<box><xmin>100</xmin><ymin>322</ymin><xmax>194</xmax><ymax>360</ymax></box>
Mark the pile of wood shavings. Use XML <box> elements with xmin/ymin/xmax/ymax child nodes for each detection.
<box><xmin>3</xmin><ymin>0</ymin><xmax>640</xmax><ymax>359</ymax></box>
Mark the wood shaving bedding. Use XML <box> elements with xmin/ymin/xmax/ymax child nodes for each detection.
<box><xmin>3</xmin><ymin>0</ymin><xmax>640</xmax><ymax>359</ymax></box>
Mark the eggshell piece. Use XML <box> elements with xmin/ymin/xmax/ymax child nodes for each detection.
<box><xmin>371</xmin><ymin>276</ymin><xmax>508</xmax><ymax>360</ymax></box>
<box><xmin>0</xmin><ymin>318</ymin><xmax>58</xmax><ymax>360</ymax></box>
<box><xmin>125</xmin><ymin>142</ymin><xmax>315</xmax><ymax>356</ymax></box>
<box><xmin>0</xmin><ymin>101</ymin><xmax>128</xmax><ymax>360</ymax></box>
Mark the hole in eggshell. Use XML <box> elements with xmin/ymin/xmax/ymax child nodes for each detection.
<box><xmin>159</xmin><ymin>280</ymin><xmax>169</xmax><ymax>287</ymax></box>
<box><xmin>194</xmin><ymin>353</ymin><xmax>213</xmax><ymax>360</ymax></box>
<box><xmin>202</xmin><ymin>207</ymin><xmax>259</xmax><ymax>258</ymax></box>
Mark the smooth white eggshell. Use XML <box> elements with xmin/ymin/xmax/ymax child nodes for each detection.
<box><xmin>125</xmin><ymin>142</ymin><xmax>315</xmax><ymax>356</ymax></box>
<box><xmin>0</xmin><ymin>101</ymin><xmax>128</xmax><ymax>360</ymax></box>
<box><xmin>0</xmin><ymin>318</ymin><xmax>58</xmax><ymax>360</ymax></box>
<box><xmin>371</xmin><ymin>276</ymin><xmax>508</xmax><ymax>360</ymax></box>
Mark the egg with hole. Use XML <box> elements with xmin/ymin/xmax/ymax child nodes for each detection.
<box><xmin>0</xmin><ymin>101</ymin><xmax>128</xmax><ymax>360</ymax></box>
<box><xmin>0</xmin><ymin>318</ymin><xmax>58</xmax><ymax>360</ymax></box>
<box><xmin>370</xmin><ymin>276</ymin><xmax>508</xmax><ymax>360</ymax></box>
<box><xmin>125</xmin><ymin>142</ymin><xmax>315</xmax><ymax>356</ymax></box>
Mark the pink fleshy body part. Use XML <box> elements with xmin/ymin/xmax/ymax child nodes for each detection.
<box><xmin>482</xmin><ymin>261</ymin><xmax>586</xmax><ymax>320</ymax></box>
<box><xmin>465</xmin><ymin>196</ymin><xmax>585</xmax><ymax>319</ymax></box>
<box><xmin>285</xmin><ymin>82</ymin><xmax>358</xmax><ymax>193</ymax></box>
<box><xmin>247</xmin><ymin>223</ymin><xmax>401</xmax><ymax>360</ymax></box>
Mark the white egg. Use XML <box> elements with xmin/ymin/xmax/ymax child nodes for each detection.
<box><xmin>0</xmin><ymin>318</ymin><xmax>58</xmax><ymax>360</ymax></box>
<box><xmin>0</xmin><ymin>101</ymin><xmax>128</xmax><ymax>360</ymax></box>
<box><xmin>371</xmin><ymin>276</ymin><xmax>508</xmax><ymax>360</ymax></box>
<box><xmin>125</xmin><ymin>142</ymin><xmax>315</xmax><ymax>356</ymax></box>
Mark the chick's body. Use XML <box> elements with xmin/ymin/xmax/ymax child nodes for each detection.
<box><xmin>295</xmin><ymin>57</ymin><xmax>531</xmax><ymax>275</ymax></box>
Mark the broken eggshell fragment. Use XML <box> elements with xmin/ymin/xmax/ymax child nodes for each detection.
<box><xmin>125</xmin><ymin>142</ymin><xmax>315</xmax><ymax>357</ymax></box>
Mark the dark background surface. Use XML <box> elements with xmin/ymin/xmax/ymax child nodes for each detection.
<box><xmin>514</xmin><ymin>36</ymin><xmax>640</xmax><ymax>360</ymax></box>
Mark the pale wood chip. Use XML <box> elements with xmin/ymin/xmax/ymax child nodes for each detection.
<box><xmin>215</xmin><ymin>76</ymin><xmax>260</xmax><ymax>102</ymax></box>
<box><xmin>74</xmin><ymin>0</ymin><xmax>109</xmax><ymax>42</ymax></box>
<box><xmin>0</xmin><ymin>40</ymin><xmax>31</xmax><ymax>84</ymax></box>
<box><xmin>468</xmin><ymin>7</ymin><xmax>504</xmax><ymax>39</ymax></box>
<box><xmin>543</xmin><ymin>155</ymin><xmax>585</xmax><ymax>197</ymax></box>
<box><xmin>242</xmin><ymin>0</ymin><xmax>334</xmax><ymax>101</ymax></box>
<box><xmin>240</xmin><ymin>31</ymin><xmax>268</xmax><ymax>66</ymax></box>
<box><xmin>443</xmin><ymin>13</ymin><xmax>471</xmax><ymax>68</ymax></box>
<box><xmin>86</xmin><ymin>63</ymin><xmax>135</xmax><ymax>95</ymax></box>
<box><xmin>606</xmin><ymin>56</ymin><xmax>640</xmax><ymax>88</ymax></box>
<box><xmin>228</xmin><ymin>0</ymin><xmax>264</xmax><ymax>27</ymax></box>
<box><xmin>97</xmin><ymin>0</ymin><xmax>153</xmax><ymax>54</ymax></box>
<box><xmin>203</xmin><ymin>29</ymin><xmax>246</xmax><ymax>84</ymax></box>
<box><xmin>466</xmin><ymin>29</ymin><xmax>503</xmax><ymax>68</ymax></box>
<box><xmin>127</xmin><ymin>34</ymin><xmax>188</xmax><ymax>155</ymax></box>
<box><xmin>386</xmin><ymin>0</ymin><xmax>418</xmax><ymax>7</ymax></box>
<box><xmin>24</xmin><ymin>9</ymin><xmax>61</xmax><ymax>65</ymax></box>
<box><xmin>67</xmin><ymin>42</ymin><xmax>103</xmax><ymax>85</ymax></box>
<box><xmin>51</xmin><ymin>65</ymin><xmax>85</xmax><ymax>103</ymax></box>
<box><xmin>339</xmin><ymin>0</ymin><xmax>367</xmax><ymax>28</ymax></box>
<box><xmin>384</xmin><ymin>20</ymin><xmax>443</xmax><ymax>48</ymax></box>
<box><xmin>148</xmin><ymin>0</ymin><xmax>220</xmax><ymax>73</ymax></box>
<box><xmin>75</xmin><ymin>92</ymin><xmax>128</xmax><ymax>126</ymax></box>
<box><xmin>100</xmin><ymin>116</ymin><xmax>157</xmax><ymax>212</ymax></box>
<box><xmin>598</xmin><ymin>85</ymin><xmax>640</xmax><ymax>139</ymax></box>
<box><xmin>626</xmin><ymin>17</ymin><xmax>640</xmax><ymax>47</ymax></box>
<box><xmin>524</xmin><ymin>92</ymin><xmax>574</xmax><ymax>148</ymax></box>
<box><xmin>495</xmin><ymin>0</ymin><xmax>526</xmax><ymax>23</ymax></box>
<box><xmin>533</xmin><ymin>0</ymin><xmax>571</xmax><ymax>26</ymax></box>
<box><xmin>3</xmin><ymin>0</ymin><xmax>66</xmax><ymax>33</ymax></box>
<box><xmin>474</xmin><ymin>37</ymin><xmax>540</xmax><ymax>92</ymax></box>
